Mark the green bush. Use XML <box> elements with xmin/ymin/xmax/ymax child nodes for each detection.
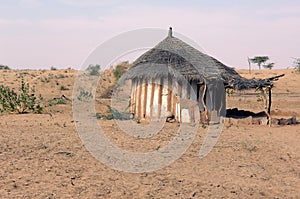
<box><xmin>96</xmin><ymin>106</ymin><xmax>130</xmax><ymax>120</ymax></box>
<box><xmin>77</xmin><ymin>90</ymin><xmax>93</xmax><ymax>101</ymax></box>
<box><xmin>47</xmin><ymin>98</ymin><xmax>67</xmax><ymax>106</ymax></box>
<box><xmin>113</xmin><ymin>64</ymin><xmax>126</xmax><ymax>82</ymax></box>
<box><xmin>0</xmin><ymin>79</ymin><xmax>43</xmax><ymax>114</ymax></box>
<box><xmin>60</xmin><ymin>85</ymin><xmax>69</xmax><ymax>91</ymax></box>
<box><xmin>86</xmin><ymin>64</ymin><xmax>101</xmax><ymax>76</ymax></box>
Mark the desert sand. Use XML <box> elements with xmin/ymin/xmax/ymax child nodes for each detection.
<box><xmin>0</xmin><ymin>68</ymin><xmax>299</xmax><ymax>198</ymax></box>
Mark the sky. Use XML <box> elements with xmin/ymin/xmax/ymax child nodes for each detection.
<box><xmin>0</xmin><ymin>0</ymin><xmax>300</xmax><ymax>69</ymax></box>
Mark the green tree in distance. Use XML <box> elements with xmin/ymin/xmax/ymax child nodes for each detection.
<box><xmin>293</xmin><ymin>57</ymin><xmax>300</xmax><ymax>72</ymax></box>
<box><xmin>250</xmin><ymin>56</ymin><xmax>269</xmax><ymax>70</ymax></box>
<box><xmin>263</xmin><ymin>62</ymin><xmax>275</xmax><ymax>70</ymax></box>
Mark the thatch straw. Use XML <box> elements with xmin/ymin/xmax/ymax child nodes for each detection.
<box><xmin>125</xmin><ymin>28</ymin><xmax>283</xmax><ymax>90</ymax></box>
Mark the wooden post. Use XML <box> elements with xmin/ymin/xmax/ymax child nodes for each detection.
<box><xmin>202</xmin><ymin>83</ymin><xmax>208</xmax><ymax>123</ymax></box>
<box><xmin>262</xmin><ymin>87</ymin><xmax>271</xmax><ymax>126</ymax></box>
<box><xmin>268</xmin><ymin>87</ymin><xmax>272</xmax><ymax>115</ymax></box>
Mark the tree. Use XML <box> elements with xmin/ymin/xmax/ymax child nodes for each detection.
<box><xmin>250</xmin><ymin>56</ymin><xmax>269</xmax><ymax>70</ymax></box>
<box><xmin>293</xmin><ymin>57</ymin><xmax>300</xmax><ymax>72</ymax></box>
<box><xmin>263</xmin><ymin>62</ymin><xmax>275</xmax><ymax>70</ymax></box>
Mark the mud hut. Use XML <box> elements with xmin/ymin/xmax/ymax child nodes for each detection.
<box><xmin>121</xmin><ymin>27</ymin><xmax>283</xmax><ymax>123</ymax></box>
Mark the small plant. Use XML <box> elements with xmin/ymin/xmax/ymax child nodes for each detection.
<box><xmin>86</xmin><ymin>64</ymin><xmax>101</xmax><ymax>76</ymax></box>
<box><xmin>0</xmin><ymin>79</ymin><xmax>43</xmax><ymax>114</ymax></box>
<box><xmin>256</xmin><ymin>88</ymin><xmax>269</xmax><ymax>102</ymax></box>
<box><xmin>60</xmin><ymin>85</ymin><xmax>69</xmax><ymax>91</ymax></box>
<box><xmin>77</xmin><ymin>90</ymin><xmax>93</xmax><ymax>101</ymax></box>
<box><xmin>0</xmin><ymin>65</ymin><xmax>11</xmax><ymax>70</ymax></box>
<box><xmin>96</xmin><ymin>112</ymin><xmax>114</xmax><ymax>120</ymax></box>
<box><xmin>48</xmin><ymin>98</ymin><xmax>67</xmax><ymax>106</ymax></box>
<box><xmin>226</xmin><ymin>123</ymin><xmax>233</xmax><ymax>129</ymax></box>
<box><xmin>95</xmin><ymin>106</ymin><xmax>130</xmax><ymax>120</ymax></box>
<box><xmin>50</xmin><ymin>66</ymin><xmax>57</xmax><ymax>70</ymax></box>
<box><xmin>40</xmin><ymin>78</ymin><xmax>50</xmax><ymax>83</ymax></box>
<box><xmin>56</xmin><ymin>74</ymin><xmax>66</xmax><ymax>79</ymax></box>
<box><xmin>226</xmin><ymin>88</ymin><xmax>234</xmax><ymax>97</ymax></box>
<box><xmin>256</xmin><ymin>88</ymin><xmax>264</xmax><ymax>102</ymax></box>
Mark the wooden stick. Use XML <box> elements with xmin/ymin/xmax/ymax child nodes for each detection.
<box><xmin>201</xmin><ymin>83</ymin><xmax>208</xmax><ymax>123</ymax></box>
<box><xmin>262</xmin><ymin>88</ymin><xmax>271</xmax><ymax>126</ymax></box>
<box><xmin>268</xmin><ymin>87</ymin><xmax>272</xmax><ymax>115</ymax></box>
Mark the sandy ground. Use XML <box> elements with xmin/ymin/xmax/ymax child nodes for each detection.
<box><xmin>0</xmin><ymin>68</ymin><xmax>299</xmax><ymax>198</ymax></box>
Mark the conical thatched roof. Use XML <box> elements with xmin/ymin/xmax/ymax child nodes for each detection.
<box><xmin>124</xmin><ymin>27</ymin><xmax>282</xmax><ymax>90</ymax></box>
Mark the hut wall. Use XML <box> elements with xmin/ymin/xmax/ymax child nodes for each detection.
<box><xmin>130</xmin><ymin>79</ymin><xmax>137</xmax><ymax>114</ymax></box>
<box><xmin>135</xmin><ymin>79</ymin><xmax>142</xmax><ymax>118</ymax></box>
<box><xmin>151</xmin><ymin>78</ymin><xmax>161</xmax><ymax>120</ymax></box>
<box><xmin>141</xmin><ymin>79</ymin><xmax>148</xmax><ymax>118</ymax></box>
<box><xmin>190</xmin><ymin>81</ymin><xmax>198</xmax><ymax>101</ymax></box>
<box><xmin>161</xmin><ymin>78</ymin><xmax>169</xmax><ymax>118</ymax></box>
<box><xmin>145</xmin><ymin>79</ymin><xmax>153</xmax><ymax>118</ymax></box>
<box><xmin>131</xmin><ymin>78</ymin><xmax>201</xmax><ymax>123</ymax></box>
<box><xmin>181</xmin><ymin>80</ymin><xmax>189</xmax><ymax>99</ymax></box>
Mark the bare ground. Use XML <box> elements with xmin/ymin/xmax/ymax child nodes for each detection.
<box><xmin>0</xmin><ymin>69</ymin><xmax>299</xmax><ymax>198</ymax></box>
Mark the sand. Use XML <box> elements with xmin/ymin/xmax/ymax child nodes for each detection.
<box><xmin>0</xmin><ymin>68</ymin><xmax>299</xmax><ymax>198</ymax></box>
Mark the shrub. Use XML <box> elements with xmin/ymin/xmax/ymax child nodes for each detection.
<box><xmin>60</xmin><ymin>85</ymin><xmax>69</xmax><ymax>91</ymax></box>
<box><xmin>56</xmin><ymin>74</ymin><xmax>66</xmax><ymax>79</ymax></box>
<box><xmin>263</xmin><ymin>62</ymin><xmax>274</xmax><ymax>70</ymax></box>
<box><xmin>51</xmin><ymin>66</ymin><xmax>57</xmax><ymax>70</ymax></box>
<box><xmin>48</xmin><ymin>98</ymin><xmax>67</xmax><ymax>106</ymax></box>
<box><xmin>96</xmin><ymin>106</ymin><xmax>130</xmax><ymax>120</ymax></box>
<box><xmin>113</xmin><ymin>64</ymin><xmax>126</xmax><ymax>82</ymax></box>
<box><xmin>0</xmin><ymin>65</ymin><xmax>10</xmax><ymax>70</ymax></box>
<box><xmin>77</xmin><ymin>90</ymin><xmax>93</xmax><ymax>101</ymax></box>
<box><xmin>86</xmin><ymin>64</ymin><xmax>101</xmax><ymax>76</ymax></box>
<box><xmin>0</xmin><ymin>79</ymin><xmax>43</xmax><ymax>113</ymax></box>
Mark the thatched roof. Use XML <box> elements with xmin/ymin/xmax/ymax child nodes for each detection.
<box><xmin>124</xmin><ymin>27</ymin><xmax>282</xmax><ymax>90</ymax></box>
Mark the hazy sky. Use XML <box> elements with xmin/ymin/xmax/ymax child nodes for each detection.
<box><xmin>0</xmin><ymin>0</ymin><xmax>299</xmax><ymax>69</ymax></box>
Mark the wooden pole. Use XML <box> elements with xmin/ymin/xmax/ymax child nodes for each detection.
<box><xmin>202</xmin><ymin>83</ymin><xmax>208</xmax><ymax>123</ymax></box>
<box><xmin>262</xmin><ymin>87</ymin><xmax>271</xmax><ymax>126</ymax></box>
<box><xmin>248</xmin><ymin>57</ymin><xmax>251</xmax><ymax>74</ymax></box>
<box><xmin>268</xmin><ymin>87</ymin><xmax>272</xmax><ymax>115</ymax></box>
